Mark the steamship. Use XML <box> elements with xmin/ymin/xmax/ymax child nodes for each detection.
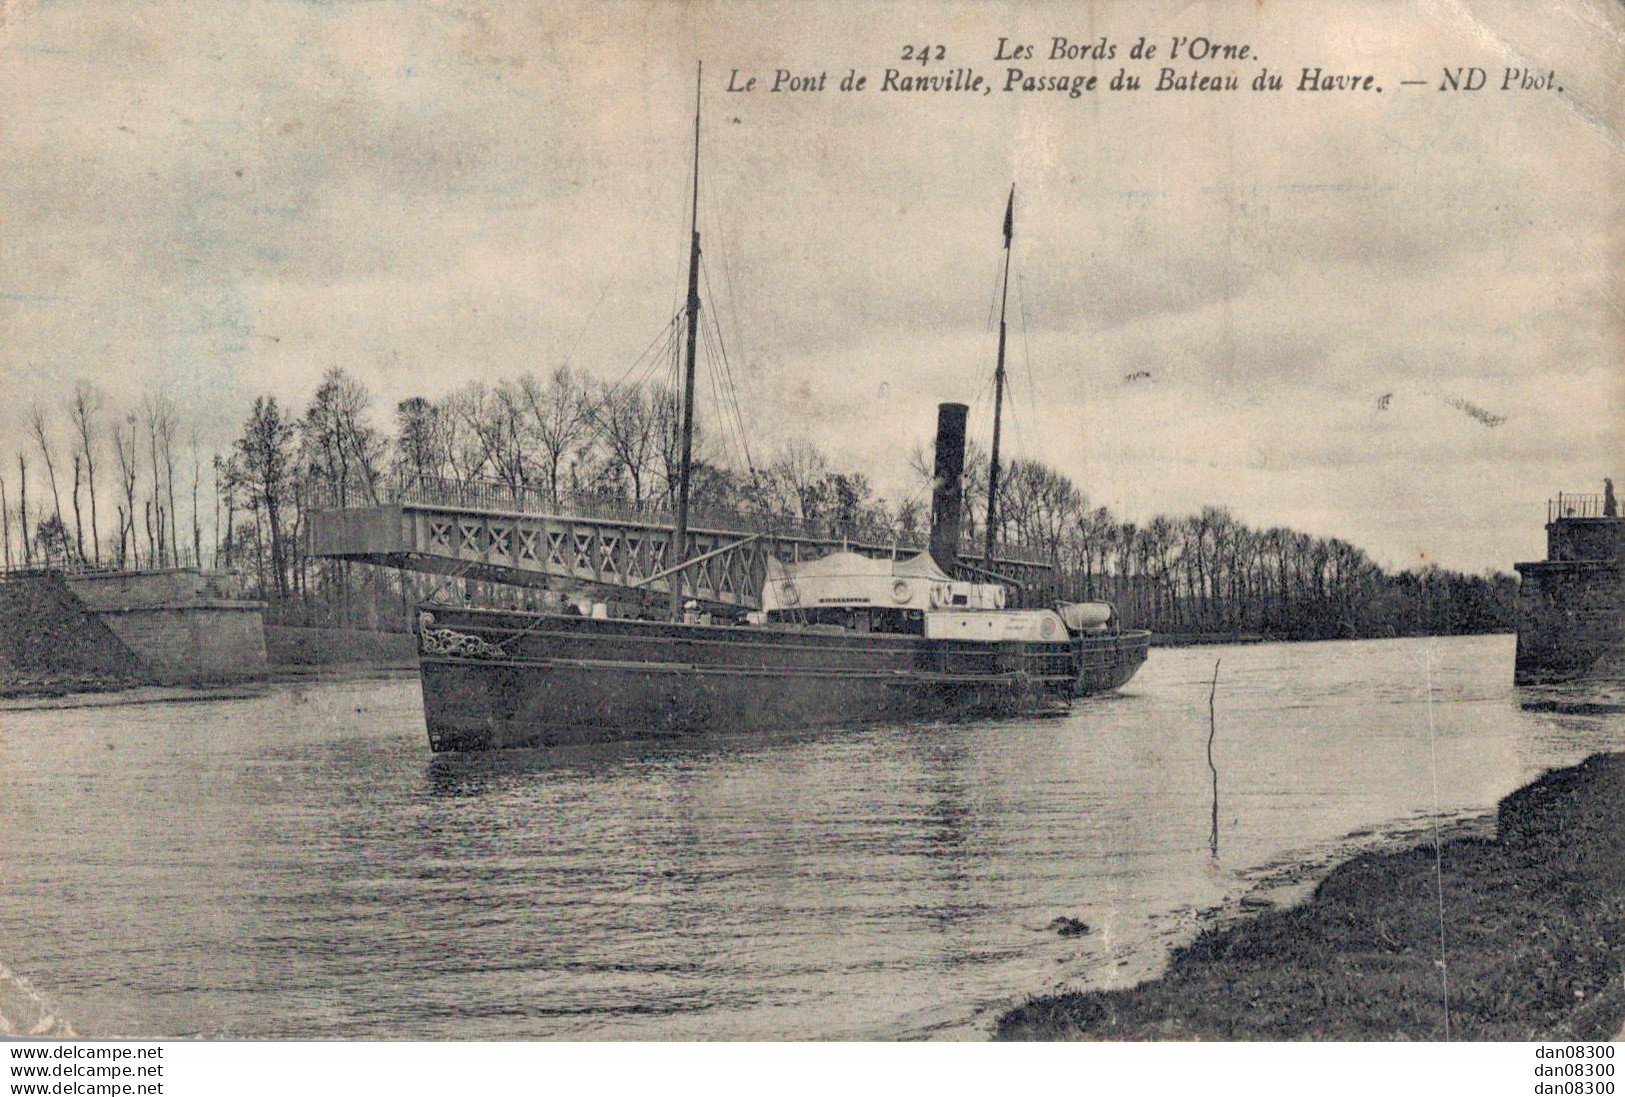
<box><xmin>414</xmin><ymin>68</ymin><xmax>1150</xmax><ymax>752</ymax></box>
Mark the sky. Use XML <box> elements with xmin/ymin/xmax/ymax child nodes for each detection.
<box><xmin>0</xmin><ymin>0</ymin><xmax>1620</xmax><ymax>573</ymax></box>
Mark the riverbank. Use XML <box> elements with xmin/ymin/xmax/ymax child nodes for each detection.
<box><xmin>1151</xmin><ymin>632</ymin><xmax>1268</xmax><ymax>647</ymax></box>
<box><xmin>0</xmin><ymin>665</ymin><xmax>417</xmax><ymax>711</ymax></box>
<box><xmin>996</xmin><ymin>752</ymin><xmax>1625</xmax><ymax>1040</ymax></box>
<box><xmin>1150</xmin><ymin>629</ymin><xmax>1515</xmax><ymax>647</ymax></box>
<box><xmin>0</xmin><ymin>961</ymin><xmax>76</xmax><ymax>1038</ymax></box>
<box><xmin>0</xmin><ymin>625</ymin><xmax>416</xmax><ymax>700</ymax></box>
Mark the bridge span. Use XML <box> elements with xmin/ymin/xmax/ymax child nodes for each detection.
<box><xmin>306</xmin><ymin>483</ymin><xmax>1053</xmax><ymax>613</ymax></box>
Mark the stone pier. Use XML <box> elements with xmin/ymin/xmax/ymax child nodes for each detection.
<box><xmin>1514</xmin><ymin>504</ymin><xmax>1625</xmax><ymax>684</ymax></box>
<box><xmin>1</xmin><ymin>568</ymin><xmax>267</xmax><ymax>686</ymax></box>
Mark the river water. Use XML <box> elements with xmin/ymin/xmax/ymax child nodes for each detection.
<box><xmin>1</xmin><ymin>634</ymin><xmax>1620</xmax><ymax>1040</ymax></box>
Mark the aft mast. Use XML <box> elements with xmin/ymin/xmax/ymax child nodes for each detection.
<box><xmin>984</xmin><ymin>185</ymin><xmax>1014</xmax><ymax>569</ymax></box>
<box><xmin>671</xmin><ymin>62</ymin><xmax>703</xmax><ymax>622</ymax></box>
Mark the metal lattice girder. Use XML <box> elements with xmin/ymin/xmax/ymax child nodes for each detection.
<box><xmin>307</xmin><ymin>502</ymin><xmax>1053</xmax><ymax>612</ymax></box>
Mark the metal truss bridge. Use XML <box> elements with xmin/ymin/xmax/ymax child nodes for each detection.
<box><xmin>306</xmin><ymin>482</ymin><xmax>1053</xmax><ymax>613</ymax></box>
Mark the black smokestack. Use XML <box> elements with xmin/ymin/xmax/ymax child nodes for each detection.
<box><xmin>929</xmin><ymin>402</ymin><xmax>968</xmax><ymax>574</ymax></box>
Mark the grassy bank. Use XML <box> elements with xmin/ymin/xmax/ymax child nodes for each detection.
<box><xmin>996</xmin><ymin>752</ymin><xmax>1625</xmax><ymax>1040</ymax></box>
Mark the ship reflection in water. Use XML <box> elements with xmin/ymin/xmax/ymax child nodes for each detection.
<box><xmin>0</xmin><ymin>634</ymin><xmax>1620</xmax><ymax>1039</ymax></box>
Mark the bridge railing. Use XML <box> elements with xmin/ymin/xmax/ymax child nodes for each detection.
<box><xmin>1549</xmin><ymin>493</ymin><xmax>1615</xmax><ymax>522</ymax></box>
<box><xmin>0</xmin><ymin>560</ymin><xmax>127</xmax><ymax>582</ymax></box>
<box><xmin>313</xmin><ymin>472</ymin><xmax>1053</xmax><ymax>566</ymax></box>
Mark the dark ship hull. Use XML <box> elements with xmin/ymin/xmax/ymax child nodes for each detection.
<box><xmin>417</xmin><ymin>605</ymin><xmax>1150</xmax><ymax>752</ymax></box>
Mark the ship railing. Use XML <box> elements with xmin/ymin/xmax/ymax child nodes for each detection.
<box><xmin>1548</xmin><ymin>493</ymin><xmax>1614</xmax><ymax>522</ymax></box>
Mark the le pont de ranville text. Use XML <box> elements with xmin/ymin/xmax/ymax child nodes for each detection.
<box><xmin>724</xmin><ymin>35</ymin><xmax>1563</xmax><ymax>99</ymax></box>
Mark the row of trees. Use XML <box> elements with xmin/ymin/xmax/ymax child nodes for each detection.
<box><xmin>1000</xmin><ymin>480</ymin><xmax>1517</xmax><ymax>639</ymax></box>
<box><xmin>1</xmin><ymin>366</ymin><xmax>1518</xmax><ymax>639</ymax></box>
<box><xmin>905</xmin><ymin>442</ymin><xmax>1516</xmax><ymax>639</ymax></box>
<box><xmin>383</xmin><ymin>368</ymin><xmax>899</xmax><ymax>535</ymax></box>
<box><xmin>2</xmin><ymin>385</ymin><xmax>208</xmax><ymax>575</ymax></box>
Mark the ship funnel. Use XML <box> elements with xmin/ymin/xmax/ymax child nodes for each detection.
<box><xmin>929</xmin><ymin>402</ymin><xmax>968</xmax><ymax>574</ymax></box>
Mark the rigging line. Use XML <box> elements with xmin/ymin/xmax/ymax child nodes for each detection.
<box><xmin>600</xmin><ymin>311</ymin><xmax>684</xmax><ymax>410</ymax></box>
<box><xmin>897</xmin><ymin>463</ymin><xmax>935</xmax><ymax>513</ymax></box>
<box><xmin>664</xmin><ymin>313</ymin><xmax>683</xmax><ymax>398</ymax></box>
<box><xmin>700</xmin><ymin>323</ymin><xmax>741</xmax><ymax>471</ymax></box>
<box><xmin>984</xmin><ymin>244</ymin><xmax>1005</xmax><ymax>331</ymax></box>
<box><xmin>649</xmin><ymin>317</ymin><xmax>684</xmax><ymax>394</ymax></box>
<box><xmin>709</xmin><ymin>322</ymin><xmax>753</xmax><ymax>476</ymax></box>
<box><xmin>700</xmin><ymin>253</ymin><xmax>756</xmax><ymax>475</ymax></box>
<box><xmin>704</xmin><ymin>320</ymin><xmax>747</xmax><ymax>472</ymax></box>
<box><xmin>690</xmin><ymin>124</ymin><xmax>753</xmax><ymax>390</ymax></box>
<box><xmin>1006</xmin><ymin>388</ymin><xmax>1028</xmax><ymax>465</ymax></box>
<box><xmin>695</xmin><ymin>322</ymin><xmax>723</xmax><ymax>464</ymax></box>
<box><xmin>692</xmin><ymin>317</ymin><xmax>719</xmax><ymax>443</ymax></box>
<box><xmin>1016</xmin><ymin>272</ymin><xmax>1042</xmax><ymax>458</ymax></box>
<box><xmin>601</xmin><ymin>319</ymin><xmax>680</xmax><ymax>438</ymax></box>
<box><xmin>966</xmin><ymin>363</ymin><xmax>997</xmax><ymax>436</ymax></box>
<box><xmin>668</xmin><ymin>126</ymin><xmax>697</xmax><ymax>333</ymax></box>
<box><xmin>617</xmin><ymin>342</ymin><xmax>680</xmax><ymax>432</ymax></box>
<box><xmin>557</xmin><ymin>173</ymin><xmax>673</xmax><ymax>373</ymax></box>
<box><xmin>707</xmin><ymin>185</ymin><xmax>754</xmax><ymax>428</ymax></box>
<box><xmin>623</xmin><ymin>341</ymin><xmax>671</xmax><ymax>418</ymax></box>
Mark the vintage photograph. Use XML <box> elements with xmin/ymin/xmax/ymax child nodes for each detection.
<box><xmin>0</xmin><ymin>0</ymin><xmax>1620</xmax><ymax>1052</ymax></box>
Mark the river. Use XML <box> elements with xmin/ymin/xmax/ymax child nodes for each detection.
<box><xmin>0</xmin><ymin>634</ymin><xmax>1619</xmax><ymax>1039</ymax></box>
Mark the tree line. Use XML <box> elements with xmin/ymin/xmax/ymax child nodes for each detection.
<box><xmin>2</xmin><ymin>384</ymin><xmax>208</xmax><ymax>576</ymax></box>
<box><xmin>1</xmin><ymin>367</ymin><xmax>1517</xmax><ymax>638</ymax></box>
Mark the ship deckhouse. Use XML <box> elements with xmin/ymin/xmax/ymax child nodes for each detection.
<box><xmin>758</xmin><ymin>550</ymin><xmax>1095</xmax><ymax>643</ymax></box>
<box><xmin>761</xmin><ymin>551</ymin><xmax>1003</xmax><ymax>615</ymax></box>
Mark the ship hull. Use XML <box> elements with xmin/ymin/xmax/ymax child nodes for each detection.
<box><xmin>416</xmin><ymin>606</ymin><xmax>1149</xmax><ymax>751</ymax></box>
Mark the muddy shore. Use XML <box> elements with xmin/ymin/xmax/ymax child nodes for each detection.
<box><xmin>996</xmin><ymin>752</ymin><xmax>1625</xmax><ymax>1040</ymax></box>
<box><xmin>0</xmin><ymin>664</ymin><xmax>416</xmax><ymax>707</ymax></box>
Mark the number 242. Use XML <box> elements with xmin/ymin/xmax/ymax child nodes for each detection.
<box><xmin>900</xmin><ymin>44</ymin><xmax>946</xmax><ymax>64</ymax></box>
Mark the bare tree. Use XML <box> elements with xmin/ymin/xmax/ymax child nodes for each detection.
<box><xmin>69</xmin><ymin>382</ymin><xmax>102</xmax><ymax>564</ymax></box>
<box><xmin>143</xmin><ymin>393</ymin><xmax>176</xmax><ymax>565</ymax></box>
<box><xmin>392</xmin><ymin>397</ymin><xmax>440</xmax><ymax>489</ymax></box>
<box><xmin>160</xmin><ymin>407</ymin><xmax>179</xmax><ymax>566</ymax></box>
<box><xmin>652</xmin><ymin>384</ymin><xmax>698</xmax><ymax>509</ymax></box>
<box><xmin>432</xmin><ymin>385</ymin><xmax>489</xmax><ymax>487</ymax></box>
<box><xmin>301</xmin><ymin>368</ymin><xmax>385</xmax><ymax>508</ymax></box>
<box><xmin>520</xmin><ymin>367</ymin><xmax>593</xmax><ymax>504</ymax></box>
<box><xmin>769</xmin><ymin>438</ymin><xmax>830</xmax><ymax>521</ymax></box>
<box><xmin>27</xmin><ymin>402</ymin><xmax>64</xmax><ymax>531</ymax></box>
<box><xmin>0</xmin><ymin>470</ymin><xmax>11</xmax><ymax>569</ymax></box>
<box><xmin>190</xmin><ymin>428</ymin><xmax>202</xmax><ymax>569</ymax></box>
<box><xmin>71</xmin><ymin>452</ymin><xmax>84</xmax><ymax>562</ymax></box>
<box><xmin>211</xmin><ymin>454</ymin><xmax>226</xmax><ymax>568</ymax></box>
<box><xmin>905</xmin><ymin>437</ymin><xmax>989</xmax><ymax>541</ymax></box>
<box><xmin>231</xmin><ymin>396</ymin><xmax>298</xmax><ymax>599</ymax></box>
<box><xmin>451</xmin><ymin>380</ymin><xmax>528</xmax><ymax>496</ymax></box>
<box><xmin>111</xmin><ymin>415</ymin><xmax>140</xmax><ymax>569</ymax></box>
<box><xmin>591</xmin><ymin>384</ymin><xmax>659</xmax><ymax>505</ymax></box>
<box><xmin>17</xmin><ymin>453</ymin><xmax>30</xmax><ymax>566</ymax></box>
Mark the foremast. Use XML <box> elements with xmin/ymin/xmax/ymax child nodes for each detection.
<box><xmin>984</xmin><ymin>185</ymin><xmax>1014</xmax><ymax>568</ymax></box>
<box><xmin>671</xmin><ymin>62</ymin><xmax>703</xmax><ymax>621</ymax></box>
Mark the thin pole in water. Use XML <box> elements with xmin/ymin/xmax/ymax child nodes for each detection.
<box><xmin>1424</xmin><ymin>643</ymin><xmax>1451</xmax><ymax>1039</ymax></box>
<box><xmin>1208</xmin><ymin>658</ymin><xmax>1221</xmax><ymax>859</ymax></box>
